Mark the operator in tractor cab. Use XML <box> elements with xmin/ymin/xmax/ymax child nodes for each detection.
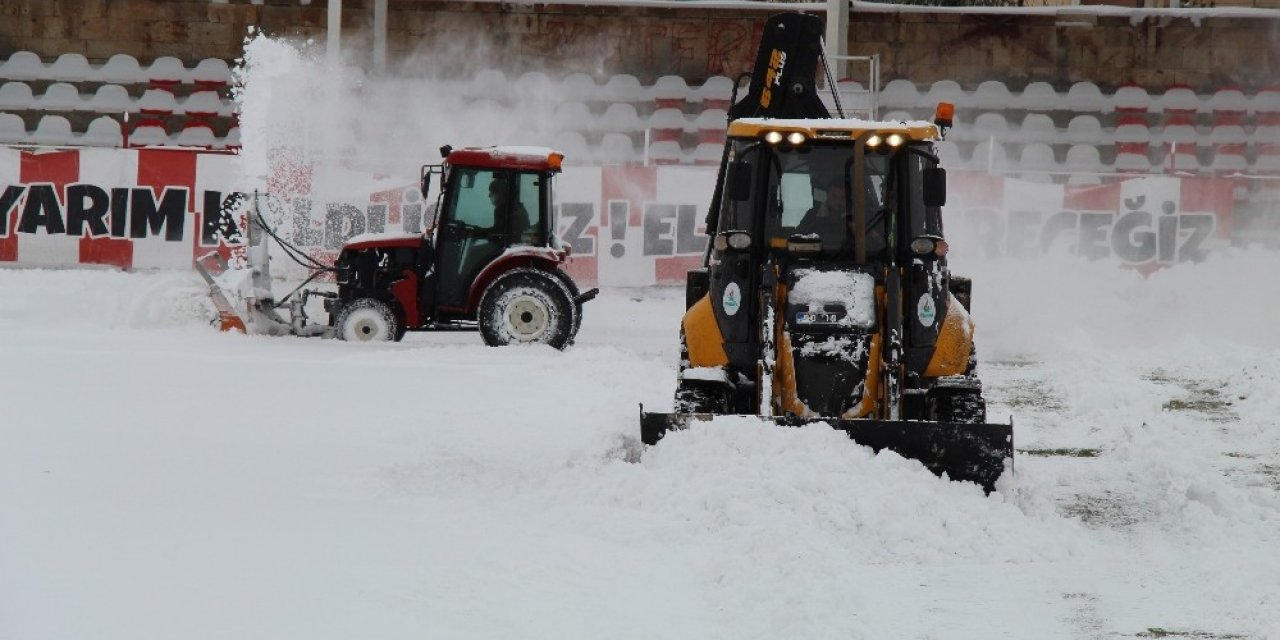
<box><xmin>488</xmin><ymin>173</ymin><xmax>541</xmax><ymax>245</ymax></box>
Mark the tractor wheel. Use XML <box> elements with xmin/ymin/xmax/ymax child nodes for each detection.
<box><xmin>478</xmin><ymin>269</ymin><xmax>574</xmax><ymax>349</ymax></box>
<box><xmin>335</xmin><ymin>298</ymin><xmax>400</xmax><ymax>342</ymax></box>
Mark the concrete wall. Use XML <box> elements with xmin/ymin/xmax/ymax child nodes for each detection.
<box><xmin>2</xmin><ymin>0</ymin><xmax>1280</xmax><ymax>92</ymax></box>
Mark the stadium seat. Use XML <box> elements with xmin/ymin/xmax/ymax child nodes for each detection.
<box><xmin>174</xmin><ymin>120</ymin><xmax>216</xmax><ymax>148</ymax></box>
<box><xmin>1064</xmin><ymin>81</ymin><xmax>1109</xmax><ymax>113</ymax></box>
<box><xmin>971</xmin><ymin>139</ymin><xmax>1009</xmax><ymax>172</ymax></box>
<box><xmin>1017</xmin><ymin>143</ymin><xmax>1058</xmax><ymax>183</ymax></box>
<box><xmin>1065</xmin><ymin>114</ymin><xmax>1105</xmax><ymax>145</ymax></box>
<box><xmin>1016</xmin><ymin>113</ymin><xmax>1057</xmax><ymax>144</ymax></box>
<box><xmin>695</xmin><ymin>76</ymin><xmax>735</xmax><ymax>110</ymax></box>
<box><xmin>1018</xmin><ymin>81</ymin><xmax>1059</xmax><ymax>112</ymax></box>
<box><xmin>190</xmin><ymin>58</ymin><xmax>233</xmax><ymax>90</ymax></box>
<box><xmin>651</xmin><ymin>75</ymin><xmax>691</xmax><ymax>110</ymax></box>
<box><xmin>971</xmin><ymin>80</ymin><xmax>1013</xmax><ymax>111</ymax></box>
<box><xmin>127</xmin><ymin>118</ymin><xmax>169</xmax><ymax>147</ymax></box>
<box><xmin>601</xmin><ymin>74</ymin><xmax>644</xmax><ymax>103</ymax></box>
<box><xmin>217</xmin><ymin>125</ymin><xmax>241</xmax><ymax>151</ymax></box>
<box><xmin>1251</xmin><ymin>86</ymin><xmax>1280</xmax><ymax>118</ymax></box>
<box><xmin>692</xmin><ymin>108</ymin><xmax>728</xmax><ymax>147</ymax></box>
<box><xmin>88</xmin><ymin>84</ymin><xmax>133</xmax><ymax>113</ymax></box>
<box><xmin>38</xmin><ymin>83</ymin><xmax>83</xmax><ymax>111</ymax></box>
<box><xmin>48</xmin><ymin>53</ymin><xmax>95</xmax><ymax>83</ymax></box>
<box><xmin>515</xmin><ymin>71</ymin><xmax>554</xmax><ymax>99</ymax></box>
<box><xmin>146</xmin><ymin>56</ymin><xmax>187</xmax><ymax>90</ymax></box>
<box><xmin>1159</xmin><ymin>109</ymin><xmax>1199</xmax><ymax>147</ymax></box>
<box><xmin>137</xmin><ymin>88</ymin><xmax>178</xmax><ymax>115</ymax></box>
<box><xmin>553</xmin><ymin>131</ymin><xmax>590</xmax><ymax>162</ymax></box>
<box><xmin>1063</xmin><ymin>144</ymin><xmax>1105</xmax><ymax>176</ymax></box>
<box><xmin>0</xmin><ymin>113</ymin><xmax>28</xmax><ymax>145</ymax></box>
<box><xmin>595</xmin><ymin>102</ymin><xmax>644</xmax><ymax>134</ymax></box>
<box><xmin>180</xmin><ymin>90</ymin><xmax>223</xmax><ymax>118</ymax></box>
<box><xmin>1208</xmin><ymin>86</ymin><xmax>1249</xmax><ymax>124</ymax></box>
<box><xmin>1113</xmin><ymin>83</ymin><xmax>1152</xmax><ymax>114</ymax></box>
<box><xmin>0</xmin><ymin>51</ymin><xmax>45</xmax><ymax>81</ymax></box>
<box><xmin>81</xmin><ymin>116</ymin><xmax>124</xmax><ymax>148</ymax></box>
<box><xmin>0</xmin><ymin>81</ymin><xmax>36</xmax><ymax>110</ymax></box>
<box><xmin>923</xmin><ymin>79</ymin><xmax>965</xmax><ymax>107</ymax></box>
<box><xmin>691</xmin><ymin>142</ymin><xmax>723</xmax><ymax>166</ymax></box>
<box><xmin>1163</xmin><ymin>142</ymin><xmax>1201</xmax><ymax>175</ymax></box>
<box><xmin>597</xmin><ymin>132</ymin><xmax>639</xmax><ymax>165</ymax></box>
<box><xmin>32</xmin><ymin>115</ymin><xmax>75</xmax><ymax>147</ymax></box>
<box><xmin>1251</xmin><ymin>143</ymin><xmax>1280</xmax><ymax>174</ymax></box>
<box><xmin>646</xmin><ymin>139</ymin><xmax>685</xmax><ymax>165</ymax></box>
<box><xmin>560</xmin><ymin>72</ymin><xmax>599</xmax><ymax>102</ymax></box>
<box><xmin>98</xmin><ymin>54</ymin><xmax>146</xmax><ymax>85</ymax></box>
<box><xmin>957</xmin><ymin>112</ymin><xmax>1009</xmax><ymax>143</ymax></box>
<box><xmin>1209</xmin><ymin>144</ymin><xmax>1248</xmax><ymax>176</ymax></box>
<box><xmin>880</xmin><ymin>78</ymin><xmax>921</xmax><ymax>110</ymax></box>
<box><xmin>1158</xmin><ymin>84</ymin><xmax>1202</xmax><ymax>114</ymax></box>
<box><xmin>552</xmin><ymin>101</ymin><xmax>595</xmax><ymax>134</ymax></box>
<box><xmin>646</xmin><ymin>108</ymin><xmax>688</xmax><ymax>144</ymax></box>
<box><xmin>935</xmin><ymin>140</ymin><xmax>964</xmax><ymax>167</ymax></box>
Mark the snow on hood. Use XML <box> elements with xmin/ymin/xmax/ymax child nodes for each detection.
<box><xmin>787</xmin><ymin>269</ymin><xmax>876</xmax><ymax>328</ymax></box>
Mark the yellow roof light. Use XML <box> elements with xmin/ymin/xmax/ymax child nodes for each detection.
<box><xmin>764</xmin><ymin>130</ymin><xmax>784</xmax><ymax>144</ymax></box>
<box><xmin>547</xmin><ymin>152</ymin><xmax>564</xmax><ymax>171</ymax></box>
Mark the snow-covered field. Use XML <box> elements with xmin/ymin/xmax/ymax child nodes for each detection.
<box><xmin>3</xmin><ymin>248</ymin><xmax>1280</xmax><ymax>639</ymax></box>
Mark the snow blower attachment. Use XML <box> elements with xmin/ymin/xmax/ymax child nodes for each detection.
<box><xmin>640</xmin><ymin>12</ymin><xmax>1012</xmax><ymax>493</ymax></box>
<box><xmin>194</xmin><ymin>145</ymin><xmax>597</xmax><ymax>348</ymax></box>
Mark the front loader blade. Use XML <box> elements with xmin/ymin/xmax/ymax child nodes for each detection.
<box><xmin>640</xmin><ymin>410</ymin><xmax>1013</xmax><ymax>494</ymax></box>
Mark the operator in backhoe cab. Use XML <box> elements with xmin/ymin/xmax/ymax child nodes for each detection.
<box><xmin>793</xmin><ymin>172</ymin><xmax>888</xmax><ymax>259</ymax></box>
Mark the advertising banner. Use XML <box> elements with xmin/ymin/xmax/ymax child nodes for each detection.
<box><xmin>0</xmin><ymin>148</ymin><xmax>1240</xmax><ymax>284</ymax></box>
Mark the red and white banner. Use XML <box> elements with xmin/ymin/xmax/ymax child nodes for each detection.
<box><xmin>944</xmin><ymin>170</ymin><xmax>1236</xmax><ymax>272</ymax></box>
<box><xmin>0</xmin><ymin>147</ymin><xmax>1240</xmax><ymax>284</ymax></box>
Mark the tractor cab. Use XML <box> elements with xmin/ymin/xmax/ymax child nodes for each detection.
<box><xmin>326</xmin><ymin>145</ymin><xmax>593</xmax><ymax>346</ymax></box>
<box><xmin>419</xmin><ymin>146</ymin><xmax>563</xmax><ymax>318</ymax></box>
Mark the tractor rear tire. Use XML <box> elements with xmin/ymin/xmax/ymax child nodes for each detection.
<box><xmin>478</xmin><ymin>269</ymin><xmax>574</xmax><ymax>349</ymax></box>
<box><xmin>336</xmin><ymin>298</ymin><xmax>400</xmax><ymax>342</ymax></box>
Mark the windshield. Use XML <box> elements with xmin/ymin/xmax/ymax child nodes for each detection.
<box><xmin>766</xmin><ymin>143</ymin><xmax>890</xmax><ymax>258</ymax></box>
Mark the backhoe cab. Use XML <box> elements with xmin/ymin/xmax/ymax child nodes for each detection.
<box><xmin>640</xmin><ymin>12</ymin><xmax>1012</xmax><ymax>493</ymax></box>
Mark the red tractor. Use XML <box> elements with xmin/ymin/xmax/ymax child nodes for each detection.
<box><xmin>198</xmin><ymin>145</ymin><xmax>597</xmax><ymax>349</ymax></box>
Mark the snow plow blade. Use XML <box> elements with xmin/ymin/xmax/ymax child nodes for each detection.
<box><xmin>640</xmin><ymin>411</ymin><xmax>1013</xmax><ymax>493</ymax></box>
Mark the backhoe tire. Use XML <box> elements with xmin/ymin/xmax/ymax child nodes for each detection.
<box><xmin>932</xmin><ymin>389</ymin><xmax>987</xmax><ymax>424</ymax></box>
<box><xmin>336</xmin><ymin>298</ymin><xmax>400</xmax><ymax>342</ymax></box>
<box><xmin>479</xmin><ymin>269</ymin><xmax>574</xmax><ymax>350</ymax></box>
<box><xmin>674</xmin><ymin>382</ymin><xmax>732</xmax><ymax>414</ymax></box>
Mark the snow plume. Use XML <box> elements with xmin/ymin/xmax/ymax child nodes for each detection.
<box><xmin>234</xmin><ymin>29</ymin><xmax>578</xmax><ymax>201</ymax></box>
<box><xmin>947</xmin><ymin>241</ymin><xmax>1280</xmax><ymax>358</ymax></box>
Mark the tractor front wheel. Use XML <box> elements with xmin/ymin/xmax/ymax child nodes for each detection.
<box><xmin>335</xmin><ymin>298</ymin><xmax>400</xmax><ymax>342</ymax></box>
<box><xmin>478</xmin><ymin>269</ymin><xmax>575</xmax><ymax>349</ymax></box>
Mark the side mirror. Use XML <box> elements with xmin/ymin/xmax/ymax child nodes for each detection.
<box><xmin>923</xmin><ymin>167</ymin><xmax>946</xmax><ymax>208</ymax></box>
<box><xmin>420</xmin><ymin>167</ymin><xmax>433</xmax><ymax>199</ymax></box>
<box><xmin>728</xmin><ymin>161</ymin><xmax>753</xmax><ymax>202</ymax></box>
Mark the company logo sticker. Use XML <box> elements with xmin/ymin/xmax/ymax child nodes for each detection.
<box><xmin>723</xmin><ymin>282</ymin><xmax>742</xmax><ymax>316</ymax></box>
<box><xmin>917</xmin><ymin>293</ymin><xmax>937</xmax><ymax>327</ymax></box>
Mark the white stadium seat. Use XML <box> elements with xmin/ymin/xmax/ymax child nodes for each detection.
<box><xmin>32</xmin><ymin>115</ymin><xmax>75</xmax><ymax>146</ymax></box>
<box><xmin>597</xmin><ymin>132</ymin><xmax>639</xmax><ymax>165</ymax></box>
<box><xmin>1064</xmin><ymin>81</ymin><xmax>1109</xmax><ymax>113</ymax></box>
<box><xmin>49</xmin><ymin>53</ymin><xmax>96</xmax><ymax>83</ymax></box>
<box><xmin>0</xmin><ymin>112</ymin><xmax>28</xmax><ymax>145</ymax></box>
<box><xmin>0</xmin><ymin>81</ymin><xmax>36</xmax><ymax>110</ymax></box>
<box><xmin>0</xmin><ymin>51</ymin><xmax>45</xmax><ymax>81</ymax></box>
<box><xmin>601</xmin><ymin>74</ymin><xmax>643</xmax><ymax>103</ymax></box>
<box><xmin>1018</xmin><ymin>81</ymin><xmax>1058</xmax><ymax>112</ymax></box>
<box><xmin>38</xmin><ymin>83</ymin><xmax>83</xmax><ymax>111</ymax></box>
<box><xmin>81</xmin><ymin>116</ymin><xmax>124</xmax><ymax>148</ymax></box>
<box><xmin>88</xmin><ymin>84</ymin><xmax>133</xmax><ymax>113</ymax></box>
<box><xmin>560</xmin><ymin>72</ymin><xmax>599</xmax><ymax>102</ymax></box>
<box><xmin>98</xmin><ymin>54</ymin><xmax>146</xmax><ymax>84</ymax></box>
<box><xmin>1016</xmin><ymin>113</ymin><xmax>1058</xmax><ymax>145</ymax></box>
<box><xmin>880</xmin><ymin>78</ymin><xmax>921</xmax><ymax>110</ymax></box>
<box><xmin>971</xmin><ymin>80</ymin><xmax>1013</xmax><ymax>111</ymax></box>
<box><xmin>595</xmin><ymin>102</ymin><xmax>644</xmax><ymax>134</ymax></box>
